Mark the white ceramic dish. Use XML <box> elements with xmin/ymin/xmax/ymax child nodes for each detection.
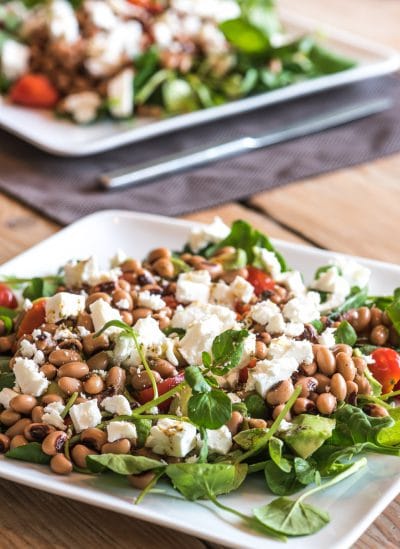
<box><xmin>0</xmin><ymin>209</ymin><xmax>399</xmax><ymax>549</ymax></box>
<box><xmin>0</xmin><ymin>12</ymin><xmax>399</xmax><ymax>157</ymax></box>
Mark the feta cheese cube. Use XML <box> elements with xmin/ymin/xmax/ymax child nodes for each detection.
<box><xmin>84</xmin><ymin>0</ymin><xmax>117</xmax><ymax>30</ymax></box>
<box><xmin>42</xmin><ymin>401</ymin><xmax>66</xmax><ymax>431</ymax></box>
<box><xmin>19</xmin><ymin>339</ymin><xmax>37</xmax><ymax>359</ymax></box>
<box><xmin>13</xmin><ymin>357</ymin><xmax>49</xmax><ymax>397</ymax></box>
<box><xmin>48</xmin><ymin>0</ymin><xmax>80</xmax><ymax>43</ymax></box>
<box><xmin>250</xmin><ymin>300</ymin><xmax>280</xmax><ymax>325</ymax></box>
<box><xmin>110</xmin><ymin>249</ymin><xmax>127</xmax><ymax>268</ymax></box>
<box><xmin>277</xmin><ymin>270</ymin><xmax>306</xmax><ymax>296</ymax></box>
<box><xmin>101</xmin><ymin>394</ymin><xmax>131</xmax><ymax>416</ymax></box>
<box><xmin>206</xmin><ymin>425</ymin><xmax>232</xmax><ymax>455</ymax></box>
<box><xmin>69</xmin><ymin>400</ymin><xmax>102</xmax><ymax>433</ymax></box>
<box><xmin>138</xmin><ymin>290</ymin><xmax>166</xmax><ymax>311</ymax></box>
<box><xmin>312</xmin><ymin>267</ymin><xmax>350</xmax><ymax>296</ymax></box>
<box><xmin>188</xmin><ymin>217</ymin><xmax>230</xmax><ymax>253</ymax></box>
<box><xmin>172</xmin><ymin>302</ymin><xmax>236</xmax><ymax>330</ymax></box>
<box><xmin>284</xmin><ymin>322</ymin><xmax>305</xmax><ymax>337</ymax></box>
<box><xmin>62</xmin><ymin>92</ymin><xmax>102</xmax><ymax>125</ymax></box>
<box><xmin>318</xmin><ymin>327</ymin><xmax>336</xmax><ymax>348</ymax></box>
<box><xmin>246</xmin><ymin>357</ymin><xmax>299</xmax><ymax>398</ymax></box>
<box><xmin>254</xmin><ymin>247</ymin><xmax>282</xmax><ymax>279</ymax></box>
<box><xmin>268</xmin><ymin>336</ymin><xmax>314</xmax><ymax>365</ymax></box>
<box><xmin>209</xmin><ymin>281</ymin><xmax>234</xmax><ymax>308</ymax></box>
<box><xmin>45</xmin><ymin>292</ymin><xmax>86</xmax><ymax>324</ymax></box>
<box><xmin>283</xmin><ymin>292</ymin><xmax>320</xmax><ymax>324</ymax></box>
<box><xmin>134</xmin><ymin>316</ymin><xmax>166</xmax><ymax>347</ymax></box>
<box><xmin>107</xmin><ymin>421</ymin><xmax>137</xmax><ymax>443</ymax></box>
<box><xmin>90</xmin><ymin>299</ymin><xmax>122</xmax><ymax>334</ymax></box>
<box><xmin>332</xmin><ymin>257</ymin><xmax>371</xmax><ymax>289</ymax></box>
<box><xmin>176</xmin><ymin>270</ymin><xmax>211</xmax><ymax>304</ymax></box>
<box><xmin>146</xmin><ymin>418</ymin><xmax>197</xmax><ymax>457</ymax></box>
<box><xmin>178</xmin><ymin>316</ymin><xmax>221</xmax><ymax>365</ymax></box>
<box><xmin>266</xmin><ymin>313</ymin><xmax>286</xmax><ymax>334</ymax></box>
<box><xmin>0</xmin><ymin>388</ymin><xmax>19</xmax><ymax>409</ymax></box>
<box><xmin>1</xmin><ymin>39</ymin><xmax>30</xmax><ymax>81</ymax></box>
<box><xmin>230</xmin><ymin>276</ymin><xmax>254</xmax><ymax>303</ymax></box>
<box><xmin>107</xmin><ymin>68</ymin><xmax>134</xmax><ymax>118</ymax></box>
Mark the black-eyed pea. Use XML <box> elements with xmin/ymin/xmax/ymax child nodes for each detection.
<box><xmin>86</xmin><ymin>292</ymin><xmax>112</xmax><ymax>308</ymax></box>
<box><xmin>131</xmin><ymin>308</ymin><xmax>152</xmax><ymax>323</ymax></box>
<box><xmin>83</xmin><ymin>374</ymin><xmax>105</xmax><ymax>395</ymax></box>
<box><xmin>255</xmin><ymin>340</ymin><xmax>268</xmax><ymax>360</ymax></box>
<box><xmin>266</xmin><ymin>379</ymin><xmax>294</xmax><ymax>406</ymax></box>
<box><xmin>370</xmin><ymin>325</ymin><xmax>389</xmax><ymax>346</ymax></box>
<box><xmin>40</xmin><ymin>363</ymin><xmax>57</xmax><ymax>380</ymax></box>
<box><xmin>24</xmin><ymin>422</ymin><xmax>54</xmax><ymax>442</ymax></box>
<box><xmin>131</xmin><ymin>369</ymin><xmax>161</xmax><ymax>391</ymax></box>
<box><xmin>0</xmin><ymin>433</ymin><xmax>10</xmax><ymax>453</ymax></box>
<box><xmin>42</xmin><ymin>431</ymin><xmax>67</xmax><ymax>456</ymax></box>
<box><xmin>347</xmin><ymin>307</ymin><xmax>371</xmax><ymax>332</ymax></box>
<box><xmin>101</xmin><ymin>439</ymin><xmax>131</xmax><ymax>454</ymax></box>
<box><xmin>152</xmin><ymin>359</ymin><xmax>177</xmax><ymax>378</ymax></box>
<box><xmin>120</xmin><ymin>311</ymin><xmax>134</xmax><ymax>326</ymax></box>
<box><xmin>112</xmin><ymin>289</ymin><xmax>133</xmax><ymax>310</ymax></box>
<box><xmin>49</xmin><ymin>349</ymin><xmax>81</xmax><ymax>366</ymax></box>
<box><xmin>128</xmin><ymin>471</ymin><xmax>156</xmax><ymax>490</ymax></box>
<box><xmin>87</xmin><ymin>350</ymin><xmax>111</xmax><ymax>371</ymax></box>
<box><xmin>5</xmin><ymin>418</ymin><xmax>31</xmax><ymax>438</ymax></box>
<box><xmin>0</xmin><ymin>409</ymin><xmax>21</xmax><ymax>427</ymax></box>
<box><xmin>259</xmin><ymin>332</ymin><xmax>271</xmax><ymax>346</ymax></box>
<box><xmin>308</xmin><ymin>391</ymin><xmax>319</xmax><ymax>403</ymax></box>
<box><xmin>9</xmin><ymin>394</ymin><xmax>37</xmax><ymax>415</ymax></box>
<box><xmin>292</xmin><ymin>398</ymin><xmax>316</xmax><ymax>415</ymax></box>
<box><xmin>295</xmin><ymin>377</ymin><xmax>318</xmax><ymax>398</ymax></box>
<box><xmin>220</xmin><ymin>268</ymin><xmax>249</xmax><ymax>284</ymax></box>
<box><xmin>80</xmin><ymin>428</ymin><xmax>107</xmax><ymax>451</ymax></box>
<box><xmin>226</xmin><ymin>411</ymin><xmax>243</xmax><ymax>436</ymax></box>
<box><xmin>0</xmin><ymin>335</ymin><xmax>15</xmax><ymax>353</ymax></box>
<box><xmin>316</xmin><ymin>393</ymin><xmax>337</xmax><ymax>415</ymax></box>
<box><xmin>148</xmin><ymin>248</ymin><xmax>171</xmax><ymax>264</ymax></box>
<box><xmin>355</xmin><ymin>374</ymin><xmax>371</xmax><ymax>395</ymax></box>
<box><xmin>316</xmin><ymin>347</ymin><xmax>336</xmax><ymax>375</ymax></box>
<box><xmin>272</xmin><ymin>404</ymin><xmax>291</xmax><ymax>421</ymax></box>
<box><xmin>121</xmin><ymin>258</ymin><xmax>142</xmax><ymax>273</ymax></box>
<box><xmin>153</xmin><ymin>314</ymin><xmax>170</xmax><ymax>331</ymax></box>
<box><xmin>353</xmin><ymin>357</ymin><xmax>367</xmax><ymax>375</ymax></box>
<box><xmin>389</xmin><ymin>326</ymin><xmax>400</xmax><ymax>347</ymax></box>
<box><xmin>77</xmin><ymin>311</ymin><xmax>94</xmax><ymax>332</ymax></box>
<box><xmin>10</xmin><ymin>434</ymin><xmax>29</xmax><ymax>449</ymax></box>
<box><xmin>300</xmin><ymin>361</ymin><xmax>317</xmax><ymax>376</ymax></box>
<box><xmin>336</xmin><ymin>352</ymin><xmax>356</xmax><ymax>381</ymax></box>
<box><xmin>370</xmin><ymin>307</ymin><xmax>383</xmax><ymax>327</ymax></box>
<box><xmin>82</xmin><ymin>333</ymin><xmax>110</xmax><ymax>356</ymax></box>
<box><xmin>247</xmin><ymin>418</ymin><xmax>267</xmax><ymax>429</ymax></box>
<box><xmin>152</xmin><ymin>258</ymin><xmax>174</xmax><ymax>278</ymax></box>
<box><xmin>58</xmin><ymin>376</ymin><xmax>82</xmax><ymax>396</ymax></box>
<box><xmin>363</xmin><ymin>404</ymin><xmax>389</xmax><ymax>418</ymax></box>
<box><xmin>330</xmin><ymin>373</ymin><xmax>347</xmax><ymax>401</ymax></box>
<box><xmin>332</xmin><ymin>344</ymin><xmax>353</xmax><ymax>357</ymax></box>
<box><xmin>58</xmin><ymin>361</ymin><xmax>89</xmax><ymax>379</ymax></box>
<box><xmin>117</xmin><ymin>279</ymin><xmax>131</xmax><ymax>292</ymax></box>
<box><xmin>71</xmin><ymin>444</ymin><xmax>97</xmax><ymax>468</ymax></box>
<box><xmin>50</xmin><ymin>454</ymin><xmax>73</xmax><ymax>475</ymax></box>
<box><xmin>382</xmin><ymin>311</ymin><xmax>392</xmax><ymax>327</ymax></box>
<box><xmin>346</xmin><ymin>380</ymin><xmax>359</xmax><ymax>401</ymax></box>
<box><xmin>106</xmin><ymin>366</ymin><xmax>126</xmax><ymax>393</ymax></box>
<box><xmin>41</xmin><ymin>394</ymin><xmax>64</xmax><ymax>406</ymax></box>
<box><xmin>314</xmin><ymin>373</ymin><xmax>331</xmax><ymax>394</ymax></box>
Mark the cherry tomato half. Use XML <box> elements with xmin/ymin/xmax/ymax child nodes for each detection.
<box><xmin>0</xmin><ymin>283</ymin><xmax>18</xmax><ymax>309</ymax></box>
<box><xmin>247</xmin><ymin>266</ymin><xmax>275</xmax><ymax>296</ymax></box>
<box><xmin>137</xmin><ymin>373</ymin><xmax>185</xmax><ymax>411</ymax></box>
<box><xmin>370</xmin><ymin>348</ymin><xmax>400</xmax><ymax>394</ymax></box>
<box><xmin>16</xmin><ymin>298</ymin><xmax>47</xmax><ymax>339</ymax></box>
<box><xmin>238</xmin><ymin>358</ymin><xmax>257</xmax><ymax>384</ymax></box>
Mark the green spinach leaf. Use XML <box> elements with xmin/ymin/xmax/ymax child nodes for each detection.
<box><xmin>6</xmin><ymin>442</ymin><xmax>51</xmax><ymax>465</ymax></box>
<box><xmin>86</xmin><ymin>454</ymin><xmax>164</xmax><ymax>475</ymax></box>
<box><xmin>334</xmin><ymin>320</ymin><xmax>357</xmax><ymax>346</ymax></box>
<box><xmin>188</xmin><ymin>390</ymin><xmax>232</xmax><ymax>430</ymax></box>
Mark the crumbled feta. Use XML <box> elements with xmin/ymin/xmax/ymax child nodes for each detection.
<box><xmin>138</xmin><ymin>291</ymin><xmax>166</xmax><ymax>311</ymax></box>
<box><xmin>1</xmin><ymin>39</ymin><xmax>30</xmax><ymax>81</ymax></box>
<box><xmin>101</xmin><ymin>394</ymin><xmax>131</xmax><ymax>416</ymax></box>
<box><xmin>46</xmin><ymin>292</ymin><xmax>86</xmax><ymax>324</ymax></box>
<box><xmin>85</xmin><ymin>0</ymin><xmax>117</xmax><ymax>30</ymax></box>
<box><xmin>48</xmin><ymin>0</ymin><xmax>80</xmax><ymax>43</ymax></box>
<box><xmin>165</xmin><ymin>337</ymin><xmax>179</xmax><ymax>367</ymax></box>
<box><xmin>318</xmin><ymin>327</ymin><xmax>336</xmax><ymax>348</ymax></box>
<box><xmin>42</xmin><ymin>401</ymin><xmax>66</xmax><ymax>431</ymax></box>
<box><xmin>250</xmin><ymin>300</ymin><xmax>280</xmax><ymax>325</ymax></box>
<box><xmin>283</xmin><ymin>292</ymin><xmax>320</xmax><ymax>323</ymax></box>
<box><xmin>206</xmin><ymin>425</ymin><xmax>232</xmax><ymax>455</ymax></box>
<box><xmin>23</xmin><ymin>298</ymin><xmax>33</xmax><ymax>311</ymax></box>
<box><xmin>107</xmin><ymin>421</ymin><xmax>137</xmax><ymax>442</ymax></box>
<box><xmin>175</xmin><ymin>270</ymin><xmax>211</xmax><ymax>304</ymax></box>
<box><xmin>107</xmin><ymin>68</ymin><xmax>134</xmax><ymax>118</ymax></box>
<box><xmin>277</xmin><ymin>270</ymin><xmax>306</xmax><ymax>296</ymax></box>
<box><xmin>188</xmin><ymin>217</ymin><xmax>230</xmax><ymax>253</ymax></box>
<box><xmin>171</xmin><ymin>0</ymin><xmax>241</xmax><ymax>23</ymax></box>
<box><xmin>172</xmin><ymin>302</ymin><xmax>236</xmax><ymax>330</ymax></box>
<box><xmin>268</xmin><ymin>335</ymin><xmax>314</xmax><ymax>365</ymax></box>
<box><xmin>199</xmin><ymin>22</ymin><xmax>228</xmax><ymax>54</ymax></box>
<box><xmin>230</xmin><ymin>276</ymin><xmax>254</xmax><ymax>303</ymax></box>
<box><xmin>110</xmin><ymin>248</ymin><xmax>127</xmax><ymax>268</ymax></box>
<box><xmin>113</xmin><ymin>317</ymin><xmax>166</xmax><ymax>366</ymax></box>
<box><xmin>0</xmin><ymin>388</ymin><xmax>19</xmax><ymax>409</ymax></box>
<box><xmin>246</xmin><ymin>357</ymin><xmax>298</xmax><ymax>398</ymax></box>
<box><xmin>209</xmin><ymin>281</ymin><xmax>234</xmax><ymax>308</ymax></box>
<box><xmin>62</xmin><ymin>91</ymin><xmax>102</xmax><ymax>124</ymax></box>
<box><xmin>146</xmin><ymin>418</ymin><xmax>197</xmax><ymax>457</ymax></box>
<box><xmin>77</xmin><ymin>325</ymin><xmax>91</xmax><ymax>337</ymax></box>
<box><xmin>178</xmin><ymin>316</ymin><xmax>221</xmax><ymax>365</ymax></box>
<box><xmin>332</xmin><ymin>257</ymin><xmax>371</xmax><ymax>289</ymax></box>
<box><xmin>284</xmin><ymin>322</ymin><xmax>305</xmax><ymax>337</ymax></box>
<box><xmin>13</xmin><ymin>357</ymin><xmax>49</xmax><ymax>397</ymax></box>
<box><xmin>312</xmin><ymin>267</ymin><xmax>350</xmax><ymax>296</ymax></box>
<box><xmin>134</xmin><ymin>316</ymin><xmax>166</xmax><ymax>348</ymax></box>
<box><xmin>265</xmin><ymin>313</ymin><xmax>286</xmax><ymax>334</ymax></box>
<box><xmin>69</xmin><ymin>400</ymin><xmax>102</xmax><ymax>433</ymax></box>
<box><xmin>90</xmin><ymin>299</ymin><xmax>122</xmax><ymax>334</ymax></box>
<box><xmin>254</xmin><ymin>247</ymin><xmax>282</xmax><ymax>279</ymax></box>
<box><xmin>116</xmin><ymin>298</ymin><xmax>130</xmax><ymax>310</ymax></box>
<box><xmin>19</xmin><ymin>339</ymin><xmax>37</xmax><ymax>359</ymax></box>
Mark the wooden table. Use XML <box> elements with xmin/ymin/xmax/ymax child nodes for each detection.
<box><xmin>1</xmin><ymin>0</ymin><xmax>399</xmax><ymax>547</ymax></box>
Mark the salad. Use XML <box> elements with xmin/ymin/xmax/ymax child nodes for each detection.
<box><xmin>0</xmin><ymin>0</ymin><xmax>356</xmax><ymax>124</ymax></box>
<box><xmin>0</xmin><ymin>218</ymin><xmax>399</xmax><ymax>541</ymax></box>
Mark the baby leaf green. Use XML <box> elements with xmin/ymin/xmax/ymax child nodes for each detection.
<box><xmin>86</xmin><ymin>454</ymin><xmax>165</xmax><ymax>475</ymax></box>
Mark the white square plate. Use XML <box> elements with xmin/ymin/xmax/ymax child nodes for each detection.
<box><xmin>0</xmin><ymin>210</ymin><xmax>399</xmax><ymax>549</ymax></box>
<box><xmin>0</xmin><ymin>12</ymin><xmax>399</xmax><ymax>157</ymax></box>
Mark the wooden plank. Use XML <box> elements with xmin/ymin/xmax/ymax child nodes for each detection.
<box><xmin>0</xmin><ymin>478</ymin><xmax>206</xmax><ymax>549</ymax></box>
<box><xmin>249</xmin><ymin>154</ymin><xmax>400</xmax><ymax>262</ymax></box>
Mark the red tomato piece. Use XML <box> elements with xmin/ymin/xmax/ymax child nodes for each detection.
<box><xmin>370</xmin><ymin>348</ymin><xmax>400</xmax><ymax>394</ymax></box>
<box><xmin>163</xmin><ymin>295</ymin><xmax>178</xmax><ymax>310</ymax></box>
<box><xmin>0</xmin><ymin>283</ymin><xmax>18</xmax><ymax>309</ymax></box>
<box><xmin>247</xmin><ymin>266</ymin><xmax>275</xmax><ymax>296</ymax></box>
<box><xmin>10</xmin><ymin>74</ymin><xmax>59</xmax><ymax>108</ymax></box>
<box><xmin>238</xmin><ymin>358</ymin><xmax>257</xmax><ymax>384</ymax></box>
<box><xmin>127</xmin><ymin>0</ymin><xmax>163</xmax><ymax>13</ymax></box>
<box><xmin>137</xmin><ymin>373</ymin><xmax>185</xmax><ymax>411</ymax></box>
<box><xmin>16</xmin><ymin>298</ymin><xmax>47</xmax><ymax>339</ymax></box>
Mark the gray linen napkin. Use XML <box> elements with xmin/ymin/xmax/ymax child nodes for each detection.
<box><xmin>0</xmin><ymin>75</ymin><xmax>399</xmax><ymax>225</ymax></box>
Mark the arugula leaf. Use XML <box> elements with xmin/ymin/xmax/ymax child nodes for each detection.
<box><xmin>376</xmin><ymin>420</ymin><xmax>400</xmax><ymax>447</ymax></box>
<box><xmin>309</xmin><ymin>44</ymin><xmax>357</xmax><ymax>74</ymax></box>
<box><xmin>23</xmin><ymin>277</ymin><xmax>60</xmax><ymax>300</ymax></box>
<box><xmin>268</xmin><ymin>437</ymin><xmax>292</xmax><ymax>473</ymax></box>
<box><xmin>134</xmin><ymin>47</ymin><xmax>160</xmax><ymax>92</ymax></box>
<box><xmin>386</xmin><ymin>297</ymin><xmax>400</xmax><ymax>336</ymax></box>
<box><xmin>6</xmin><ymin>442</ymin><xmax>51</xmax><ymax>465</ymax></box>
<box><xmin>254</xmin><ymin>459</ymin><xmax>366</xmax><ymax>536</ymax></box>
<box><xmin>334</xmin><ymin>320</ymin><xmax>357</xmax><ymax>346</ymax></box>
<box><xmin>239</xmin><ymin>0</ymin><xmax>282</xmax><ymax>37</ymax></box>
<box><xmin>264</xmin><ymin>460</ymin><xmax>303</xmax><ymax>496</ymax></box>
<box><xmin>184</xmin><ymin>365</ymin><xmax>211</xmax><ymax>394</ymax></box>
<box><xmin>162</xmin><ymin>326</ymin><xmax>186</xmax><ymax>339</ymax></box>
<box><xmin>188</xmin><ymin>390</ymin><xmax>232</xmax><ymax>430</ymax></box>
<box><xmin>220</xmin><ymin>19</ymin><xmax>270</xmax><ymax>54</ymax></box>
<box><xmin>293</xmin><ymin>457</ymin><xmax>319</xmax><ymax>485</ymax></box>
<box><xmin>334</xmin><ymin>286</ymin><xmax>369</xmax><ymax>314</ymax></box>
<box><xmin>211</xmin><ymin>329</ymin><xmax>249</xmax><ymax>374</ymax></box>
<box><xmin>244</xmin><ymin>393</ymin><xmax>267</xmax><ymax>419</ymax></box>
<box><xmin>86</xmin><ymin>454</ymin><xmax>164</xmax><ymax>475</ymax></box>
<box><xmin>331</xmin><ymin>404</ymin><xmax>394</xmax><ymax>447</ymax></box>
<box><xmin>166</xmin><ymin>462</ymin><xmax>247</xmax><ymax>500</ymax></box>
<box><xmin>310</xmin><ymin>319</ymin><xmax>324</xmax><ymax>334</ymax></box>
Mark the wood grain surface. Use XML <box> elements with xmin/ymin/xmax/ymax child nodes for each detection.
<box><xmin>0</xmin><ymin>1</ymin><xmax>399</xmax><ymax>548</ymax></box>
